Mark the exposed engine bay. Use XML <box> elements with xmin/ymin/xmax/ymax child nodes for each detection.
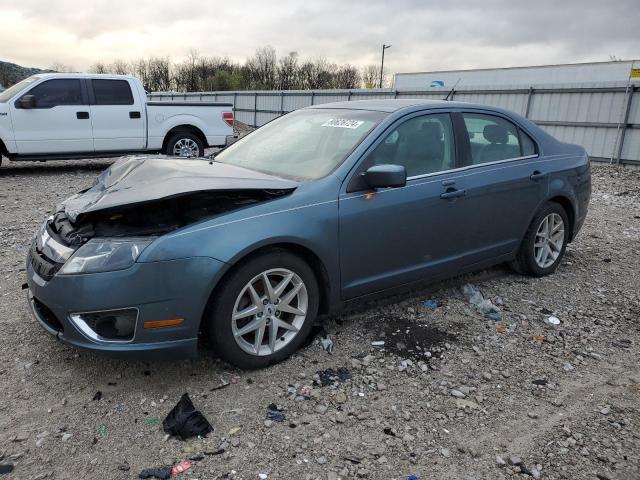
<box><xmin>28</xmin><ymin>156</ymin><xmax>299</xmax><ymax>280</ymax></box>
<box><xmin>50</xmin><ymin>189</ymin><xmax>293</xmax><ymax>248</ymax></box>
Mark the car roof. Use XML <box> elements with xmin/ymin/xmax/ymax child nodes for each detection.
<box><xmin>308</xmin><ymin>99</ymin><xmax>481</xmax><ymax>113</ymax></box>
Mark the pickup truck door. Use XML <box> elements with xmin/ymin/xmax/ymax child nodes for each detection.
<box><xmin>88</xmin><ymin>79</ymin><xmax>145</xmax><ymax>151</ymax></box>
<box><xmin>11</xmin><ymin>78</ymin><xmax>94</xmax><ymax>154</ymax></box>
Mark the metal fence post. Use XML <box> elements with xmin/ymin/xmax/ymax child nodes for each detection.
<box><xmin>253</xmin><ymin>92</ymin><xmax>258</xmax><ymax>127</ymax></box>
<box><xmin>394</xmin><ymin>90</ymin><xmax>398</xmax><ymax>99</ymax></box>
<box><xmin>347</xmin><ymin>90</ymin><xmax>352</xmax><ymax>102</ymax></box>
<box><xmin>311</xmin><ymin>91</ymin><xmax>315</xmax><ymax>105</ymax></box>
<box><xmin>280</xmin><ymin>91</ymin><xmax>284</xmax><ymax>114</ymax></box>
<box><xmin>615</xmin><ymin>85</ymin><xmax>635</xmax><ymax>164</ymax></box>
<box><xmin>524</xmin><ymin>87</ymin><xmax>534</xmax><ymax>118</ymax></box>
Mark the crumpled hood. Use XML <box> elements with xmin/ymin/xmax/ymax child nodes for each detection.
<box><xmin>62</xmin><ymin>156</ymin><xmax>298</xmax><ymax>222</ymax></box>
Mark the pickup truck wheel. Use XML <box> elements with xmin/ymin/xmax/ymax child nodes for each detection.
<box><xmin>165</xmin><ymin>133</ymin><xmax>205</xmax><ymax>157</ymax></box>
<box><xmin>205</xmin><ymin>250</ymin><xmax>319</xmax><ymax>369</ymax></box>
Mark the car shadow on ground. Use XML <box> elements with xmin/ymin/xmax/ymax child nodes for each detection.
<box><xmin>51</xmin><ymin>264</ymin><xmax>517</xmax><ymax>382</ymax></box>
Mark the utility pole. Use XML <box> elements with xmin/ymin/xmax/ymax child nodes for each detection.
<box><xmin>380</xmin><ymin>44</ymin><xmax>392</xmax><ymax>88</ymax></box>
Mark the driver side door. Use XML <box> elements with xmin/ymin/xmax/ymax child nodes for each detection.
<box><xmin>338</xmin><ymin>111</ymin><xmax>468</xmax><ymax>299</ymax></box>
<box><xmin>11</xmin><ymin>78</ymin><xmax>94</xmax><ymax>154</ymax></box>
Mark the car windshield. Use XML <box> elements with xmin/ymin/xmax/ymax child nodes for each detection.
<box><xmin>215</xmin><ymin>108</ymin><xmax>386</xmax><ymax>180</ymax></box>
<box><xmin>0</xmin><ymin>77</ymin><xmax>37</xmax><ymax>102</ymax></box>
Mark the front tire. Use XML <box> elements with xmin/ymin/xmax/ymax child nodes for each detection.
<box><xmin>205</xmin><ymin>250</ymin><xmax>319</xmax><ymax>369</ymax></box>
<box><xmin>165</xmin><ymin>132</ymin><xmax>205</xmax><ymax>157</ymax></box>
<box><xmin>511</xmin><ymin>202</ymin><xmax>569</xmax><ymax>276</ymax></box>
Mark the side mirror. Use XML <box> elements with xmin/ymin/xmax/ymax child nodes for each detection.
<box><xmin>18</xmin><ymin>95</ymin><xmax>36</xmax><ymax>109</ymax></box>
<box><xmin>362</xmin><ymin>164</ymin><xmax>407</xmax><ymax>189</ymax></box>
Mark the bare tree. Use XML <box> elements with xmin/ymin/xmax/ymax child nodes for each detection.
<box><xmin>277</xmin><ymin>51</ymin><xmax>300</xmax><ymax>90</ymax></box>
<box><xmin>111</xmin><ymin>59</ymin><xmax>130</xmax><ymax>75</ymax></box>
<box><xmin>333</xmin><ymin>64</ymin><xmax>360</xmax><ymax>89</ymax></box>
<box><xmin>50</xmin><ymin>62</ymin><xmax>75</xmax><ymax>73</ymax></box>
<box><xmin>361</xmin><ymin>64</ymin><xmax>379</xmax><ymax>88</ymax></box>
<box><xmin>246</xmin><ymin>46</ymin><xmax>277</xmax><ymax>89</ymax></box>
<box><xmin>89</xmin><ymin>63</ymin><xmax>108</xmax><ymax>74</ymax></box>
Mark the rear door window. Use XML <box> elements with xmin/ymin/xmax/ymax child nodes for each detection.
<box><xmin>91</xmin><ymin>79</ymin><xmax>134</xmax><ymax>105</ymax></box>
<box><xmin>22</xmin><ymin>79</ymin><xmax>83</xmax><ymax>108</ymax></box>
<box><xmin>462</xmin><ymin>113</ymin><xmax>536</xmax><ymax>165</ymax></box>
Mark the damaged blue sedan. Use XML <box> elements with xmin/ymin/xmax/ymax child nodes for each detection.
<box><xmin>26</xmin><ymin>100</ymin><xmax>591</xmax><ymax>368</ymax></box>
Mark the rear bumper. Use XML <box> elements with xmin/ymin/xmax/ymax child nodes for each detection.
<box><xmin>25</xmin><ymin>255</ymin><xmax>227</xmax><ymax>360</ymax></box>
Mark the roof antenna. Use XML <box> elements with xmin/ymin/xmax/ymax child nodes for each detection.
<box><xmin>443</xmin><ymin>78</ymin><xmax>461</xmax><ymax>101</ymax></box>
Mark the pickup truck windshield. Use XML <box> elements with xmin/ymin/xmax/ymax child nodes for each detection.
<box><xmin>215</xmin><ymin>109</ymin><xmax>385</xmax><ymax>180</ymax></box>
<box><xmin>0</xmin><ymin>77</ymin><xmax>37</xmax><ymax>102</ymax></box>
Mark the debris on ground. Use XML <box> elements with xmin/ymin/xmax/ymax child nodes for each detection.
<box><xmin>422</xmin><ymin>299</ymin><xmax>438</xmax><ymax>311</ymax></box>
<box><xmin>315</xmin><ymin>368</ymin><xmax>352</xmax><ymax>386</ymax></box>
<box><xmin>145</xmin><ymin>416</ymin><xmax>159</xmax><ymax>426</ymax></box>
<box><xmin>210</xmin><ymin>381</ymin><xmax>230</xmax><ymax>391</ymax></box>
<box><xmin>139</xmin><ymin>466</ymin><xmax>171</xmax><ymax>479</ymax></box>
<box><xmin>171</xmin><ymin>461</ymin><xmax>191</xmax><ymax>476</ymax></box>
<box><xmin>162</xmin><ymin>393</ymin><xmax>213</xmax><ymax>440</ymax></box>
<box><xmin>371</xmin><ymin>340</ymin><xmax>385</xmax><ymax>347</ymax></box>
<box><xmin>266</xmin><ymin>403</ymin><xmax>286</xmax><ymax>422</ymax></box>
<box><xmin>462</xmin><ymin>283</ymin><xmax>502</xmax><ymax>321</ymax></box>
<box><xmin>545</xmin><ymin>315</ymin><xmax>561</xmax><ymax>326</ymax></box>
<box><xmin>0</xmin><ymin>465</ymin><xmax>14</xmax><ymax>475</ymax></box>
<box><xmin>320</xmin><ymin>336</ymin><xmax>334</xmax><ymax>353</ymax></box>
<box><xmin>92</xmin><ymin>391</ymin><xmax>102</xmax><ymax>401</ymax></box>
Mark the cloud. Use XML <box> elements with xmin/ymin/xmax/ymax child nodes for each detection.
<box><xmin>1</xmin><ymin>0</ymin><xmax>638</xmax><ymax>73</ymax></box>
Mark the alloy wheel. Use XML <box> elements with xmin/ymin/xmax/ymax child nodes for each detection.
<box><xmin>172</xmin><ymin>138</ymin><xmax>200</xmax><ymax>157</ymax></box>
<box><xmin>534</xmin><ymin>213</ymin><xmax>565</xmax><ymax>268</ymax></box>
<box><xmin>231</xmin><ymin>268</ymin><xmax>308</xmax><ymax>356</ymax></box>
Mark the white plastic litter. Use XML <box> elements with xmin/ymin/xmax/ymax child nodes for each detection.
<box><xmin>545</xmin><ymin>316</ymin><xmax>561</xmax><ymax>326</ymax></box>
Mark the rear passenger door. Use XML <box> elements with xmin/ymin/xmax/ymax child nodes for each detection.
<box><xmin>449</xmin><ymin>111</ymin><xmax>547</xmax><ymax>264</ymax></box>
<box><xmin>88</xmin><ymin>79</ymin><xmax>145</xmax><ymax>151</ymax></box>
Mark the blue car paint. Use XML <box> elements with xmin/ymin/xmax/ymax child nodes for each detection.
<box><xmin>26</xmin><ymin>99</ymin><xmax>591</xmax><ymax>359</ymax></box>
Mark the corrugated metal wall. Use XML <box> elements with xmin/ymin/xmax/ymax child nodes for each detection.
<box><xmin>148</xmin><ymin>84</ymin><xmax>640</xmax><ymax>164</ymax></box>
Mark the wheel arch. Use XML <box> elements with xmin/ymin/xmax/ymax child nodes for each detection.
<box><xmin>0</xmin><ymin>138</ymin><xmax>8</xmax><ymax>158</ymax></box>
<box><xmin>546</xmin><ymin>195</ymin><xmax>576</xmax><ymax>242</ymax></box>
<box><xmin>202</xmin><ymin>241</ymin><xmax>333</xmax><ymax>331</ymax></box>
<box><xmin>162</xmin><ymin>125</ymin><xmax>208</xmax><ymax>153</ymax></box>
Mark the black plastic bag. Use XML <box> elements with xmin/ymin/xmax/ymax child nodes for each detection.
<box><xmin>0</xmin><ymin>464</ymin><xmax>14</xmax><ymax>475</ymax></box>
<box><xmin>139</xmin><ymin>467</ymin><xmax>171</xmax><ymax>479</ymax></box>
<box><xmin>163</xmin><ymin>393</ymin><xmax>213</xmax><ymax>440</ymax></box>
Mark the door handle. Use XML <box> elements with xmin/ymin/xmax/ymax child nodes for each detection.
<box><xmin>129</xmin><ymin>111</ymin><xmax>141</xmax><ymax>119</ymax></box>
<box><xmin>440</xmin><ymin>188</ymin><xmax>466</xmax><ymax>200</ymax></box>
<box><xmin>530</xmin><ymin>171</ymin><xmax>547</xmax><ymax>181</ymax></box>
<box><xmin>76</xmin><ymin>111</ymin><xmax>89</xmax><ymax>119</ymax></box>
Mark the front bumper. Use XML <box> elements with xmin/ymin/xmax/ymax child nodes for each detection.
<box><xmin>26</xmin><ymin>255</ymin><xmax>227</xmax><ymax>360</ymax></box>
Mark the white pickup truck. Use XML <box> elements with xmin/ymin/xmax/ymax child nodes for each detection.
<box><xmin>0</xmin><ymin>73</ymin><xmax>235</xmax><ymax>162</ymax></box>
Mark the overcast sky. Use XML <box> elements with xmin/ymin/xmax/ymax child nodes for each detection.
<box><xmin>2</xmin><ymin>0</ymin><xmax>638</xmax><ymax>73</ymax></box>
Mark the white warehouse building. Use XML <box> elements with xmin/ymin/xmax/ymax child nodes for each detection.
<box><xmin>393</xmin><ymin>60</ymin><xmax>640</xmax><ymax>89</ymax></box>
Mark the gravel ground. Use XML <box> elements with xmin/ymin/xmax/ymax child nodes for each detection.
<box><xmin>0</xmin><ymin>159</ymin><xmax>638</xmax><ymax>480</ymax></box>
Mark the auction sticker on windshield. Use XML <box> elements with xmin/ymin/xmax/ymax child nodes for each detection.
<box><xmin>321</xmin><ymin>119</ymin><xmax>364</xmax><ymax>129</ymax></box>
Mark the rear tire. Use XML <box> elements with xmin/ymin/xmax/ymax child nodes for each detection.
<box><xmin>165</xmin><ymin>132</ymin><xmax>205</xmax><ymax>157</ymax></box>
<box><xmin>511</xmin><ymin>202</ymin><xmax>569</xmax><ymax>277</ymax></box>
<box><xmin>205</xmin><ymin>250</ymin><xmax>319</xmax><ymax>369</ymax></box>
